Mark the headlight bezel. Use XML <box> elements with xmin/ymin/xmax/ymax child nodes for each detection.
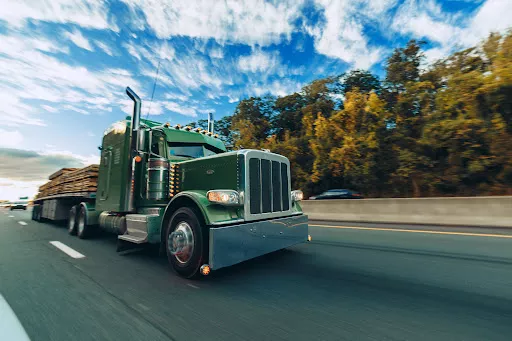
<box><xmin>206</xmin><ymin>190</ymin><xmax>242</xmax><ymax>206</ymax></box>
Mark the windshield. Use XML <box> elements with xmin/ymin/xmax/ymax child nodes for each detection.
<box><xmin>168</xmin><ymin>144</ymin><xmax>218</xmax><ymax>159</ymax></box>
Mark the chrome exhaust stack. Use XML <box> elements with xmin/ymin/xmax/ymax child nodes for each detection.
<box><xmin>124</xmin><ymin>86</ymin><xmax>141</xmax><ymax>212</ymax></box>
<box><xmin>207</xmin><ymin>112</ymin><xmax>214</xmax><ymax>133</ymax></box>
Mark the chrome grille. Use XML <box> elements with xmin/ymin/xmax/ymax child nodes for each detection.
<box><xmin>245</xmin><ymin>151</ymin><xmax>291</xmax><ymax>219</ymax></box>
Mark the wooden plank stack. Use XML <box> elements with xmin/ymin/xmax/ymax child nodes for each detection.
<box><xmin>36</xmin><ymin>165</ymin><xmax>99</xmax><ymax>199</ymax></box>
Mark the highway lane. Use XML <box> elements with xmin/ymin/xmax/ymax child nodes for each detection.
<box><xmin>1</xmin><ymin>208</ymin><xmax>512</xmax><ymax>341</ymax></box>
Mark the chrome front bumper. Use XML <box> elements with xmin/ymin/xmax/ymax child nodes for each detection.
<box><xmin>208</xmin><ymin>214</ymin><xmax>308</xmax><ymax>270</ymax></box>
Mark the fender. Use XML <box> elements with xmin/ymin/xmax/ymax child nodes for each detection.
<box><xmin>79</xmin><ymin>202</ymin><xmax>100</xmax><ymax>226</ymax></box>
<box><xmin>160</xmin><ymin>190</ymin><xmax>242</xmax><ymax>243</ymax></box>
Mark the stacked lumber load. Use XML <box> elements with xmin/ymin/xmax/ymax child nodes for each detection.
<box><xmin>36</xmin><ymin>165</ymin><xmax>99</xmax><ymax>198</ymax></box>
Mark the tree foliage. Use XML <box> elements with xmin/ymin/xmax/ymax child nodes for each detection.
<box><xmin>193</xmin><ymin>32</ymin><xmax>512</xmax><ymax>197</ymax></box>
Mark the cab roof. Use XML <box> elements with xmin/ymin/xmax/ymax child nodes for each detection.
<box><xmin>128</xmin><ymin>117</ymin><xmax>227</xmax><ymax>152</ymax></box>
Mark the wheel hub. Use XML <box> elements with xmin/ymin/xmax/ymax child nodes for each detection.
<box><xmin>168</xmin><ymin>222</ymin><xmax>194</xmax><ymax>264</ymax></box>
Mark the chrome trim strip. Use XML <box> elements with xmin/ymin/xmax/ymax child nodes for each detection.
<box><xmin>210</xmin><ymin>219</ymin><xmax>245</xmax><ymax>226</ymax></box>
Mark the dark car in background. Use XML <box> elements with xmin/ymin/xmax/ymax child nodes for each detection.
<box><xmin>10</xmin><ymin>202</ymin><xmax>28</xmax><ymax>210</ymax></box>
<box><xmin>309</xmin><ymin>189</ymin><xmax>363</xmax><ymax>200</ymax></box>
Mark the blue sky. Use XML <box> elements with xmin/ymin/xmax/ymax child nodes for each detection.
<box><xmin>0</xmin><ymin>0</ymin><xmax>511</xmax><ymax>200</ymax></box>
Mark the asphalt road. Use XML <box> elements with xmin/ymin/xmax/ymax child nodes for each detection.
<box><xmin>1</xmin><ymin>208</ymin><xmax>512</xmax><ymax>341</ymax></box>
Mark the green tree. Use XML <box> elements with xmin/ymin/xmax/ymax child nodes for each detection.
<box><xmin>231</xmin><ymin>96</ymin><xmax>274</xmax><ymax>148</ymax></box>
<box><xmin>339</xmin><ymin>69</ymin><xmax>381</xmax><ymax>94</ymax></box>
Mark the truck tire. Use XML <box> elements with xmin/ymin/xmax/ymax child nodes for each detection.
<box><xmin>32</xmin><ymin>205</ymin><xmax>41</xmax><ymax>222</ymax></box>
<box><xmin>165</xmin><ymin>207</ymin><xmax>207</xmax><ymax>279</ymax></box>
<box><xmin>77</xmin><ymin>205</ymin><xmax>90</xmax><ymax>239</ymax></box>
<box><xmin>68</xmin><ymin>206</ymin><xmax>77</xmax><ymax>235</ymax></box>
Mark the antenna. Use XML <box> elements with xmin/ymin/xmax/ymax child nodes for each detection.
<box><xmin>145</xmin><ymin>58</ymin><xmax>161</xmax><ymax>121</ymax></box>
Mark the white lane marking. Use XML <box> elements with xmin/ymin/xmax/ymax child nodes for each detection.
<box><xmin>0</xmin><ymin>294</ymin><xmax>31</xmax><ymax>341</ymax></box>
<box><xmin>49</xmin><ymin>241</ymin><xmax>85</xmax><ymax>259</ymax></box>
<box><xmin>187</xmin><ymin>283</ymin><xmax>199</xmax><ymax>289</ymax></box>
<box><xmin>8</xmin><ymin>215</ymin><xmax>14</xmax><ymax>218</ymax></box>
<box><xmin>18</xmin><ymin>221</ymin><xmax>27</xmax><ymax>226</ymax></box>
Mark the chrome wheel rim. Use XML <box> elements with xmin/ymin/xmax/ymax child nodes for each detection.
<box><xmin>77</xmin><ymin>211</ymin><xmax>85</xmax><ymax>234</ymax></box>
<box><xmin>168</xmin><ymin>221</ymin><xmax>194</xmax><ymax>264</ymax></box>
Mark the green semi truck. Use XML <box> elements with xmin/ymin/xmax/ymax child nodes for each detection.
<box><xmin>32</xmin><ymin>87</ymin><xmax>309</xmax><ymax>278</ymax></box>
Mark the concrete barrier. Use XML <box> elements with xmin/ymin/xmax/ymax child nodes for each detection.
<box><xmin>301</xmin><ymin>196</ymin><xmax>512</xmax><ymax>227</ymax></box>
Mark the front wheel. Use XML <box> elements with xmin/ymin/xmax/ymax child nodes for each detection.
<box><xmin>165</xmin><ymin>207</ymin><xmax>207</xmax><ymax>279</ymax></box>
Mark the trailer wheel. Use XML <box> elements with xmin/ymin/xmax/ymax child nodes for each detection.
<box><xmin>68</xmin><ymin>206</ymin><xmax>77</xmax><ymax>235</ymax></box>
<box><xmin>77</xmin><ymin>206</ymin><xmax>90</xmax><ymax>239</ymax></box>
<box><xmin>165</xmin><ymin>207</ymin><xmax>207</xmax><ymax>279</ymax></box>
<box><xmin>32</xmin><ymin>205</ymin><xmax>41</xmax><ymax>222</ymax></box>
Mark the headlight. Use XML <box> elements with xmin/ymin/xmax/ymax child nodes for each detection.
<box><xmin>291</xmin><ymin>190</ymin><xmax>303</xmax><ymax>202</ymax></box>
<box><xmin>206</xmin><ymin>190</ymin><xmax>241</xmax><ymax>206</ymax></box>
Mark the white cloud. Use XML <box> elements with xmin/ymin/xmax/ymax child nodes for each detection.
<box><xmin>251</xmin><ymin>79</ymin><xmax>303</xmax><ymax>97</ymax></box>
<box><xmin>39</xmin><ymin>149</ymin><xmax>100</xmax><ymax>166</ymax></box>
<box><xmin>197</xmin><ymin>108</ymin><xmax>215</xmax><ymax>114</ymax></box>
<box><xmin>228</xmin><ymin>95</ymin><xmax>239</xmax><ymax>103</ymax></box>
<box><xmin>392</xmin><ymin>0</ymin><xmax>462</xmax><ymax>45</ymax></box>
<box><xmin>63</xmin><ymin>104</ymin><xmax>89</xmax><ymax>115</ymax></box>
<box><xmin>392</xmin><ymin>0</ymin><xmax>512</xmax><ymax>64</ymax></box>
<box><xmin>0</xmin><ymin>32</ymin><xmax>140</xmax><ymax>127</ymax></box>
<box><xmin>164</xmin><ymin>101</ymin><xmax>197</xmax><ymax>117</ymax></box>
<box><xmin>0</xmin><ymin>147</ymin><xmax>100</xmax><ymax>201</ymax></box>
<box><xmin>238</xmin><ymin>49</ymin><xmax>279</xmax><ymax>73</ymax></box>
<box><xmin>307</xmin><ymin>0</ymin><xmax>388</xmax><ymax>69</ymax></box>
<box><xmin>95</xmin><ymin>40</ymin><xmax>114</xmax><ymax>56</ymax></box>
<box><xmin>209</xmin><ymin>47</ymin><xmax>224</xmax><ymax>59</ymax></box>
<box><xmin>165</xmin><ymin>93</ymin><xmax>189</xmax><ymax>101</ymax></box>
<box><xmin>41</xmin><ymin>105</ymin><xmax>58</xmax><ymax>113</ymax></box>
<box><xmin>64</xmin><ymin>29</ymin><xmax>93</xmax><ymax>51</ymax></box>
<box><xmin>120</xmin><ymin>0</ymin><xmax>304</xmax><ymax>45</ymax></box>
<box><xmin>142</xmin><ymin>101</ymin><xmax>164</xmax><ymax>116</ymax></box>
<box><xmin>463</xmin><ymin>0</ymin><xmax>512</xmax><ymax>45</ymax></box>
<box><xmin>0</xmin><ymin>178</ymin><xmax>46</xmax><ymax>201</ymax></box>
<box><xmin>0</xmin><ymin>129</ymin><xmax>23</xmax><ymax>148</ymax></box>
<box><xmin>0</xmin><ymin>0</ymin><xmax>114</xmax><ymax>30</ymax></box>
<box><xmin>123</xmin><ymin>41</ymin><xmax>142</xmax><ymax>61</ymax></box>
<box><xmin>87</xmin><ymin>131</ymin><xmax>95</xmax><ymax>137</ymax></box>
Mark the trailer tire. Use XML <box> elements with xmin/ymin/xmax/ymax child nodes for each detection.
<box><xmin>165</xmin><ymin>207</ymin><xmax>207</xmax><ymax>279</ymax></box>
<box><xmin>32</xmin><ymin>205</ymin><xmax>41</xmax><ymax>222</ymax></box>
<box><xmin>77</xmin><ymin>205</ymin><xmax>90</xmax><ymax>239</ymax></box>
<box><xmin>68</xmin><ymin>206</ymin><xmax>77</xmax><ymax>235</ymax></box>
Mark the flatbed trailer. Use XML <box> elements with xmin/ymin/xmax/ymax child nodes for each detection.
<box><xmin>32</xmin><ymin>87</ymin><xmax>309</xmax><ymax>278</ymax></box>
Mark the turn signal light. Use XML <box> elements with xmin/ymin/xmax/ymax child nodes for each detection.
<box><xmin>134</xmin><ymin>155</ymin><xmax>142</xmax><ymax>163</ymax></box>
<box><xmin>200</xmin><ymin>264</ymin><xmax>211</xmax><ymax>276</ymax></box>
